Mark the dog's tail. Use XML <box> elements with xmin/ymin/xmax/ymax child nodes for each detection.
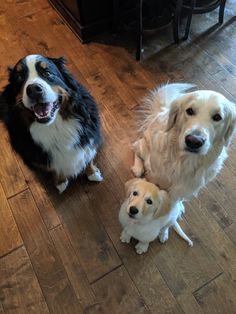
<box><xmin>173</xmin><ymin>221</ymin><xmax>193</xmax><ymax>247</ymax></box>
<box><xmin>139</xmin><ymin>83</ymin><xmax>195</xmax><ymax>131</ymax></box>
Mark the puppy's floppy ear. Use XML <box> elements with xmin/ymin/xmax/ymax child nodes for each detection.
<box><xmin>125</xmin><ymin>178</ymin><xmax>145</xmax><ymax>197</ymax></box>
<box><xmin>49</xmin><ymin>57</ymin><xmax>79</xmax><ymax>91</ymax></box>
<box><xmin>154</xmin><ymin>190</ymin><xmax>171</xmax><ymax>218</ymax></box>
<box><xmin>224</xmin><ymin>101</ymin><xmax>236</xmax><ymax>146</ymax></box>
<box><xmin>166</xmin><ymin>100</ymin><xmax>179</xmax><ymax>131</ymax></box>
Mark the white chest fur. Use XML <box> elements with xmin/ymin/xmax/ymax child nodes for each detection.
<box><xmin>30</xmin><ymin>114</ymin><xmax>96</xmax><ymax>178</ymax></box>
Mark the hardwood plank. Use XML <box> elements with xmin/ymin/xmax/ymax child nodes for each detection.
<box><xmin>106</xmin><ymin>225</ymin><xmax>184</xmax><ymax>314</ymax></box>
<box><xmin>186</xmin><ymin>198</ymin><xmax>236</xmax><ymax>280</ymax></box>
<box><xmin>92</xmin><ymin>266</ymin><xmax>150</xmax><ymax>314</ymax></box>
<box><xmin>0</xmin><ymin>246</ymin><xmax>49</xmax><ymax>314</ymax></box>
<box><xmin>0</xmin><ymin>183</ymin><xmax>22</xmax><ymax>257</ymax></box>
<box><xmin>0</xmin><ymin>302</ymin><xmax>4</xmax><ymax>314</ymax></box>
<box><xmin>8</xmin><ymin>189</ymin><xmax>83</xmax><ymax>314</ymax></box>
<box><xmin>45</xmin><ymin>183</ymin><xmax>122</xmax><ymax>284</ymax></box>
<box><xmin>17</xmin><ymin>159</ymin><xmax>61</xmax><ymax>230</ymax></box>
<box><xmin>224</xmin><ymin>222</ymin><xmax>236</xmax><ymax>246</ymax></box>
<box><xmin>193</xmin><ymin>273</ymin><xmax>236</xmax><ymax>313</ymax></box>
<box><xmin>176</xmin><ymin>292</ymin><xmax>204</xmax><ymax>314</ymax></box>
<box><xmin>49</xmin><ymin>225</ymin><xmax>102</xmax><ymax>312</ymax></box>
<box><xmin>0</xmin><ymin>124</ymin><xmax>28</xmax><ymax>198</ymax></box>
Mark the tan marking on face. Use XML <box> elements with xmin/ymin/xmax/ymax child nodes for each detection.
<box><xmin>40</xmin><ymin>61</ymin><xmax>48</xmax><ymax>69</ymax></box>
<box><xmin>16</xmin><ymin>63</ymin><xmax>23</xmax><ymax>72</ymax></box>
<box><xmin>52</xmin><ymin>85</ymin><xmax>70</xmax><ymax>119</ymax></box>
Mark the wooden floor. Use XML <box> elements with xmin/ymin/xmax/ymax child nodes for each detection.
<box><xmin>1</xmin><ymin>1</ymin><xmax>236</xmax><ymax>313</ymax></box>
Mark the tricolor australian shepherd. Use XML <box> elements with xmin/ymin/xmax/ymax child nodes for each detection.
<box><xmin>0</xmin><ymin>54</ymin><xmax>103</xmax><ymax>193</ymax></box>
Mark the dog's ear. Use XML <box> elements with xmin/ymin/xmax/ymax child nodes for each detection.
<box><xmin>125</xmin><ymin>178</ymin><xmax>145</xmax><ymax>197</ymax></box>
<box><xmin>49</xmin><ymin>57</ymin><xmax>79</xmax><ymax>91</ymax></box>
<box><xmin>224</xmin><ymin>101</ymin><xmax>236</xmax><ymax>146</ymax></box>
<box><xmin>154</xmin><ymin>190</ymin><xmax>170</xmax><ymax>218</ymax></box>
<box><xmin>166</xmin><ymin>101</ymin><xmax>179</xmax><ymax>131</ymax></box>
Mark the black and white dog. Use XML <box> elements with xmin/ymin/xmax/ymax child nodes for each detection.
<box><xmin>0</xmin><ymin>54</ymin><xmax>103</xmax><ymax>193</ymax></box>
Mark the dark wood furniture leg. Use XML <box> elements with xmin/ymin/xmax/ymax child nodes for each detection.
<box><xmin>219</xmin><ymin>0</ymin><xmax>227</xmax><ymax>24</ymax></box>
<box><xmin>136</xmin><ymin>0</ymin><xmax>143</xmax><ymax>61</ymax></box>
<box><xmin>173</xmin><ymin>0</ymin><xmax>183</xmax><ymax>44</ymax></box>
<box><xmin>112</xmin><ymin>0</ymin><xmax>119</xmax><ymax>33</ymax></box>
<box><xmin>183</xmin><ymin>0</ymin><xmax>196</xmax><ymax>40</ymax></box>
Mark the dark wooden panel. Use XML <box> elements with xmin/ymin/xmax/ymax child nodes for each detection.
<box><xmin>0</xmin><ymin>246</ymin><xmax>49</xmax><ymax>314</ymax></box>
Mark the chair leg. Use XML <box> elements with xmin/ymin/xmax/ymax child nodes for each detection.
<box><xmin>219</xmin><ymin>0</ymin><xmax>226</xmax><ymax>24</ymax></box>
<box><xmin>136</xmin><ymin>0</ymin><xmax>143</xmax><ymax>61</ymax></box>
<box><xmin>112</xmin><ymin>0</ymin><xmax>120</xmax><ymax>33</ymax></box>
<box><xmin>183</xmin><ymin>0</ymin><xmax>195</xmax><ymax>40</ymax></box>
<box><xmin>173</xmin><ymin>0</ymin><xmax>183</xmax><ymax>44</ymax></box>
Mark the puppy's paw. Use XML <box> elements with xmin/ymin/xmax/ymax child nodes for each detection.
<box><xmin>135</xmin><ymin>242</ymin><xmax>149</xmax><ymax>254</ymax></box>
<box><xmin>88</xmin><ymin>169</ymin><xmax>103</xmax><ymax>182</ymax></box>
<box><xmin>131</xmin><ymin>165</ymin><xmax>144</xmax><ymax>178</ymax></box>
<box><xmin>56</xmin><ymin>179</ymin><xmax>69</xmax><ymax>194</ymax></box>
<box><xmin>120</xmin><ymin>231</ymin><xmax>131</xmax><ymax>243</ymax></box>
<box><xmin>159</xmin><ymin>229</ymin><xmax>169</xmax><ymax>244</ymax></box>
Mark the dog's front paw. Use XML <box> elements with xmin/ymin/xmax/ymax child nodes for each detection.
<box><xmin>120</xmin><ymin>230</ymin><xmax>131</xmax><ymax>243</ymax></box>
<box><xmin>159</xmin><ymin>229</ymin><xmax>169</xmax><ymax>244</ymax></box>
<box><xmin>56</xmin><ymin>179</ymin><xmax>69</xmax><ymax>194</ymax></box>
<box><xmin>88</xmin><ymin>168</ymin><xmax>103</xmax><ymax>182</ymax></box>
<box><xmin>135</xmin><ymin>242</ymin><xmax>149</xmax><ymax>254</ymax></box>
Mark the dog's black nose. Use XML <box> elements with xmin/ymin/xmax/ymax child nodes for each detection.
<box><xmin>26</xmin><ymin>84</ymin><xmax>44</xmax><ymax>99</ymax></box>
<box><xmin>185</xmin><ymin>135</ymin><xmax>206</xmax><ymax>150</ymax></box>
<box><xmin>129</xmin><ymin>206</ymin><xmax>139</xmax><ymax>215</ymax></box>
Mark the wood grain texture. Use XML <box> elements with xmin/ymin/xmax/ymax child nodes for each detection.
<box><xmin>8</xmin><ymin>190</ymin><xmax>83</xmax><ymax>314</ymax></box>
<box><xmin>49</xmin><ymin>225</ymin><xmax>101</xmax><ymax>312</ymax></box>
<box><xmin>0</xmin><ymin>246</ymin><xmax>49</xmax><ymax>314</ymax></box>
<box><xmin>0</xmin><ymin>0</ymin><xmax>236</xmax><ymax>313</ymax></box>
<box><xmin>0</xmin><ymin>183</ymin><xmax>22</xmax><ymax>257</ymax></box>
<box><xmin>92</xmin><ymin>266</ymin><xmax>150</xmax><ymax>314</ymax></box>
<box><xmin>0</xmin><ymin>124</ymin><xmax>27</xmax><ymax>198</ymax></box>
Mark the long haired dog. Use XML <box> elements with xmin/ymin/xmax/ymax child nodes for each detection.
<box><xmin>0</xmin><ymin>55</ymin><xmax>103</xmax><ymax>193</ymax></box>
<box><xmin>119</xmin><ymin>178</ymin><xmax>193</xmax><ymax>254</ymax></box>
<box><xmin>132</xmin><ymin>84</ymin><xmax>236</xmax><ymax>241</ymax></box>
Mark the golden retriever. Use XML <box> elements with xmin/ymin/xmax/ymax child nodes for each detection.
<box><xmin>131</xmin><ymin>84</ymin><xmax>236</xmax><ymax>242</ymax></box>
<box><xmin>119</xmin><ymin>178</ymin><xmax>193</xmax><ymax>254</ymax></box>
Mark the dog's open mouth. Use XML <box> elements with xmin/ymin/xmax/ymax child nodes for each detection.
<box><xmin>32</xmin><ymin>100</ymin><xmax>59</xmax><ymax>123</ymax></box>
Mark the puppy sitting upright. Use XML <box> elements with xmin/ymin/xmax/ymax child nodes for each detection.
<box><xmin>0</xmin><ymin>55</ymin><xmax>103</xmax><ymax>193</ymax></box>
<box><xmin>119</xmin><ymin>178</ymin><xmax>193</xmax><ymax>254</ymax></box>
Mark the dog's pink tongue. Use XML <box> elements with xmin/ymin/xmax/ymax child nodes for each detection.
<box><xmin>33</xmin><ymin>103</ymin><xmax>51</xmax><ymax>116</ymax></box>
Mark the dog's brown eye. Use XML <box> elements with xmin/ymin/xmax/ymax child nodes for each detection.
<box><xmin>133</xmin><ymin>191</ymin><xmax>138</xmax><ymax>196</ymax></box>
<box><xmin>212</xmin><ymin>113</ymin><xmax>222</xmax><ymax>122</ymax></box>
<box><xmin>146</xmin><ymin>199</ymin><xmax>152</xmax><ymax>205</ymax></box>
<box><xmin>186</xmin><ymin>108</ymin><xmax>195</xmax><ymax>116</ymax></box>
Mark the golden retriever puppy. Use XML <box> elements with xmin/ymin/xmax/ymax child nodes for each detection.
<box><xmin>132</xmin><ymin>84</ymin><xmax>236</xmax><ymax>202</ymax></box>
<box><xmin>119</xmin><ymin>178</ymin><xmax>193</xmax><ymax>254</ymax></box>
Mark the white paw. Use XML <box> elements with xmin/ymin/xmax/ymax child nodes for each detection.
<box><xmin>135</xmin><ymin>242</ymin><xmax>149</xmax><ymax>254</ymax></box>
<box><xmin>56</xmin><ymin>179</ymin><xmax>69</xmax><ymax>194</ymax></box>
<box><xmin>131</xmin><ymin>165</ymin><xmax>144</xmax><ymax>178</ymax></box>
<box><xmin>88</xmin><ymin>169</ymin><xmax>103</xmax><ymax>182</ymax></box>
<box><xmin>159</xmin><ymin>229</ymin><xmax>169</xmax><ymax>244</ymax></box>
<box><xmin>120</xmin><ymin>231</ymin><xmax>131</xmax><ymax>243</ymax></box>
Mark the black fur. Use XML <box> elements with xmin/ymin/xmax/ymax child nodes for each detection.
<box><xmin>0</xmin><ymin>55</ymin><xmax>101</xmax><ymax>172</ymax></box>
